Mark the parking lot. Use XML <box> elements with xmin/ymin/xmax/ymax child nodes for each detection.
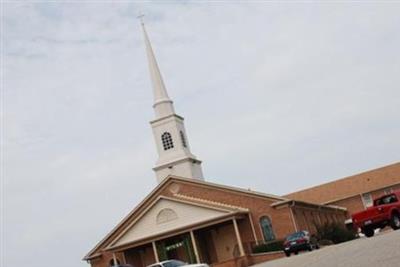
<box><xmin>254</xmin><ymin>230</ymin><xmax>400</xmax><ymax>267</ymax></box>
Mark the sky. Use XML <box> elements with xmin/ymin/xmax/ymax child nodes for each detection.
<box><xmin>2</xmin><ymin>1</ymin><xmax>400</xmax><ymax>267</ymax></box>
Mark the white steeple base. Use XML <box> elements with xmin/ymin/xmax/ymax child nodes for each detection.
<box><xmin>153</xmin><ymin>157</ymin><xmax>204</xmax><ymax>183</ymax></box>
<box><xmin>150</xmin><ymin>114</ymin><xmax>204</xmax><ymax>183</ymax></box>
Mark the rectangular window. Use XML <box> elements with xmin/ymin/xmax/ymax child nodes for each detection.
<box><xmin>384</xmin><ymin>188</ymin><xmax>393</xmax><ymax>195</ymax></box>
<box><xmin>362</xmin><ymin>193</ymin><xmax>373</xmax><ymax>208</ymax></box>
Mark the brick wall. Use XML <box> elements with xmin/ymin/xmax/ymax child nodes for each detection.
<box><xmin>160</xmin><ymin>181</ymin><xmax>297</xmax><ymax>241</ymax></box>
<box><xmin>86</xmin><ymin>178</ymin><xmax>347</xmax><ymax>267</ymax></box>
<box><xmin>285</xmin><ymin>163</ymin><xmax>400</xmax><ymax>204</ymax></box>
<box><xmin>329</xmin><ymin>184</ymin><xmax>400</xmax><ymax>216</ymax></box>
<box><xmin>90</xmin><ymin>251</ymin><xmax>125</xmax><ymax>267</ymax></box>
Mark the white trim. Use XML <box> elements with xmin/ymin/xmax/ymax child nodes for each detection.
<box><xmin>190</xmin><ymin>230</ymin><xmax>200</xmax><ymax>263</ymax></box>
<box><xmin>153</xmin><ymin>156</ymin><xmax>202</xmax><ymax>171</ymax></box>
<box><xmin>83</xmin><ymin>178</ymin><xmax>173</xmax><ymax>260</ymax></box>
<box><xmin>108</xmin><ymin>196</ymin><xmax>234</xmax><ymax>248</ymax></box>
<box><xmin>150</xmin><ymin>114</ymin><xmax>184</xmax><ymax>124</ymax></box>
<box><xmin>361</xmin><ymin>193</ymin><xmax>373</xmax><ymax>209</ymax></box>
<box><xmin>84</xmin><ymin>176</ymin><xmax>285</xmax><ymax>260</ymax></box>
<box><xmin>152</xmin><ymin>241</ymin><xmax>159</xmax><ymax>262</ymax></box>
<box><xmin>289</xmin><ymin>206</ymin><xmax>298</xmax><ymax>232</ymax></box>
<box><xmin>271</xmin><ymin>200</ymin><xmax>347</xmax><ymax>211</ymax></box>
<box><xmin>258</xmin><ymin>215</ymin><xmax>275</xmax><ymax>242</ymax></box>
<box><xmin>112</xmin><ymin>253</ymin><xmax>118</xmax><ymax>266</ymax></box>
<box><xmin>248</xmin><ymin>214</ymin><xmax>259</xmax><ymax>245</ymax></box>
<box><xmin>233</xmin><ymin>218</ymin><xmax>245</xmax><ymax>257</ymax></box>
<box><xmin>173</xmin><ymin>193</ymin><xmax>248</xmax><ymax>211</ymax></box>
<box><xmin>109</xmin><ymin>213</ymin><xmax>245</xmax><ymax>252</ymax></box>
<box><xmin>169</xmin><ymin>176</ymin><xmax>286</xmax><ymax>201</ymax></box>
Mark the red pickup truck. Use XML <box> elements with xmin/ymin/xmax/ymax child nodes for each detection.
<box><xmin>351</xmin><ymin>191</ymin><xmax>400</xmax><ymax>237</ymax></box>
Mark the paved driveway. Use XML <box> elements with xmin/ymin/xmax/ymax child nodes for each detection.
<box><xmin>254</xmin><ymin>230</ymin><xmax>400</xmax><ymax>267</ymax></box>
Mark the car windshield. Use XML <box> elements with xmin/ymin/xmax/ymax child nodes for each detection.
<box><xmin>162</xmin><ymin>260</ymin><xmax>186</xmax><ymax>267</ymax></box>
<box><xmin>286</xmin><ymin>232</ymin><xmax>304</xmax><ymax>241</ymax></box>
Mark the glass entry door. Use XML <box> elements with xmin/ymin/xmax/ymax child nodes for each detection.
<box><xmin>156</xmin><ymin>233</ymin><xmax>195</xmax><ymax>264</ymax></box>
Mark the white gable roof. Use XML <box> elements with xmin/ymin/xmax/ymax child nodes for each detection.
<box><xmin>110</xmin><ymin>197</ymin><xmax>233</xmax><ymax>248</ymax></box>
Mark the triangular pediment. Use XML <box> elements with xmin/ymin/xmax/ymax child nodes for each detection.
<box><xmin>110</xmin><ymin>197</ymin><xmax>232</xmax><ymax>248</ymax></box>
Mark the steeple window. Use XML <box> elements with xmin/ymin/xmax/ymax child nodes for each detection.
<box><xmin>180</xmin><ymin>131</ymin><xmax>187</xmax><ymax>148</ymax></box>
<box><xmin>162</xmin><ymin>132</ymin><xmax>174</xmax><ymax>150</ymax></box>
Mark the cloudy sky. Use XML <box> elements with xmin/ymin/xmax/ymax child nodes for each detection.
<box><xmin>2</xmin><ymin>1</ymin><xmax>400</xmax><ymax>267</ymax></box>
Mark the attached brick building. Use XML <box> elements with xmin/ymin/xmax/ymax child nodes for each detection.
<box><xmin>284</xmin><ymin>162</ymin><xmax>400</xmax><ymax>216</ymax></box>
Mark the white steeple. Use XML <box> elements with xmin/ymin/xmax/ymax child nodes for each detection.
<box><xmin>140</xmin><ymin>19</ymin><xmax>204</xmax><ymax>183</ymax></box>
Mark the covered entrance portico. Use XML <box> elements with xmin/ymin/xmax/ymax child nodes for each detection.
<box><xmin>106</xmin><ymin>196</ymin><xmax>251</xmax><ymax>267</ymax></box>
<box><xmin>117</xmin><ymin>216</ymin><xmax>246</xmax><ymax>267</ymax></box>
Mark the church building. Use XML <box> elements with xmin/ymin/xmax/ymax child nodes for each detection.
<box><xmin>83</xmin><ymin>22</ymin><xmax>352</xmax><ymax>267</ymax></box>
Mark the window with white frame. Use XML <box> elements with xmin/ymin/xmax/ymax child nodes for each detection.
<box><xmin>161</xmin><ymin>132</ymin><xmax>174</xmax><ymax>150</ymax></box>
<box><xmin>384</xmin><ymin>187</ymin><xmax>393</xmax><ymax>195</ymax></box>
<box><xmin>362</xmin><ymin>193</ymin><xmax>373</xmax><ymax>208</ymax></box>
<box><xmin>260</xmin><ymin>216</ymin><xmax>275</xmax><ymax>242</ymax></box>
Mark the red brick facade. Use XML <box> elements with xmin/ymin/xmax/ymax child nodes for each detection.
<box><xmin>285</xmin><ymin>163</ymin><xmax>400</xmax><ymax>217</ymax></box>
<box><xmin>84</xmin><ymin>177</ymin><xmax>347</xmax><ymax>267</ymax></box>
<box><xmin>158</xmin><ymin>180</ymin><xmax>296</xmax><ymax>241</ymax></box>
<box><xmin>326</xmin><ymin>183</ymin><xmax>400</xmax><ymax>216</ymax></box>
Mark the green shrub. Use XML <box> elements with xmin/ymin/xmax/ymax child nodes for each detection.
<box><xmin>252</xmin><ymin>240</ymin><xmax>284</xmax><ymax>253</ymax></box>
<box><xmin>315</xmin><ymin>222</ymin><xmax>357</xmax><ymax>244</ymax></box>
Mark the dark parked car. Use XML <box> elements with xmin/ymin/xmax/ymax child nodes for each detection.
<box><xmin>283</xmin><ymin>230</ymin><xmax>319</xmax><ymax>257</ymax></box>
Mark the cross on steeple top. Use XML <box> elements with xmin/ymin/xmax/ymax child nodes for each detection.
<box><xmin>137</xmin><ymin>13</ymin><xmax>145</xmax><ymax>25</ymax></box>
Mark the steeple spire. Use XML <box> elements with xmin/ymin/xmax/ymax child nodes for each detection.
<box><xmin>140</xmin><ymin>18</ymin><xmax>175</xmax><ymax>118</ymax></box>
<box><xmin>139</xmin><ymin>17</ymin><xmax>204</xmax><ymax>183</ymax></box>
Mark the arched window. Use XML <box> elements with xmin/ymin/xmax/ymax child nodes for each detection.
<box><xmin>260</xmin><ymin>216</ymin><xmax>275</xmax><ymax>242</ymax></box>
<box><xmin>157</xmin><ymin>208</ymin><xmax>178</xmax><ymax>224</ymax></box>
<box><xmin>161</xmin><ymin>132</ymin><xmax>174</xmax><ymax>150</ymax></box>
<box><xmin>180</xmin><ymin>131</ymin><xmax>187</xmax><ymax>148</ymax></box>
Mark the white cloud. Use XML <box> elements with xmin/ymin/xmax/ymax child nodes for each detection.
<box><xmin>2</xmin><ymin>2</ymin><xmax>400</xmax><ymax>267</ymax></box>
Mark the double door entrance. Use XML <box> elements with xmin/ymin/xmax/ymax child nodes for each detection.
<box><xmin>156</xmin><ymin>233</ymin><xmax>196</xmax><ymax>264</ymax></box>
<box><xmin>123</xmin><ymin>219</ymin><xmax>245</xmax><ymax>267</ymax></box>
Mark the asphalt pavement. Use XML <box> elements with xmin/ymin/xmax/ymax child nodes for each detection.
<box><xmin>253</xmin><ymin>230</ymin><xmax>400</xmax><ymax>267</ymax></box>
